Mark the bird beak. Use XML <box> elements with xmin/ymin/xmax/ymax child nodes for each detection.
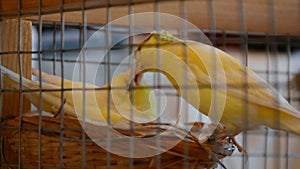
<box><xmin>131</xmin><ymin>33</ymin><xmax>152</xmax><ymax>85</ymax></box>
<box><xmin>133</xmin><ymin>60</ymin><xmax>144</xmax><ymax>86</ymax></box>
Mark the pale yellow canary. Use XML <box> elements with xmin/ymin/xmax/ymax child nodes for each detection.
<box><xmin>1</xmin><ymin>66</ymin><xmax>157</xmax><ymax>123</ymax></box>
<box><xmin>133</xmin><ymin>31</ymin><xmax>300</xmax><ymax>136</ymax></box>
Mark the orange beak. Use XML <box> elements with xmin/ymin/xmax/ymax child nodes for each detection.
<box><xmin>133</xmin><ymin>61</ymin><xmax>144</xmax><ymax>85</ymax></box>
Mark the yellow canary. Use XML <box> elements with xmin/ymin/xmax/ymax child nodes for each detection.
<box><xmin>1</xmin><ymin>66</ymin><xmax>157</xmax><ymax>123</ymax></box>
<box><xmin>133</xmin><ymin>31</ymin><xmax>300</xmax><ymax>136</ymax></box>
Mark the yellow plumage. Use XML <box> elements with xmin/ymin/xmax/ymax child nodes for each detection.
<box><xmin>1</xmin><ymin>66</ymin><xmax>157</xmax><ymax>123</ymax></box>
<box><xmin>134</xmin><ymin>31</ymin><xmax>300</xmax><ymax>135</ymax></box>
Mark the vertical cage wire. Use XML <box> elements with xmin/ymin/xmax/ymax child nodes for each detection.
<box><xmin>59</xmin><ymin>0</ymin><xmax>65</xmax><ymax>167</ymax></box>
<box><xmin>17</xmin><ymin>0</ymin><xmax>24</xmax><ymax>168</ymax></box>
<box><xmin>269</xmin><ymin>1</ymin><xmax>282</xmax><ymax>168</ymax></box>
<box><xmin>238</xmin><ymin>0</ymin><xmax>249</xmax><ymax>168</ymax></box>
<box><xmin>128</xmin><ymin>1</ymin><xmax>135</xmax><ymax>168</ymax></box>
<box><xmin>153</xmin><ymin>2</ymin><xmax>162</xmax><ymax>169</ymax></box>
<box><xmin>105</xmin><ymin>1</ymin><xmax>112</xmax><ymax>168</ymax></box>
<box><xmin>285</xmin><ymin>37</ymin><xmax>291</xmax><ymax>169</ymax></box>
<box><xmin>179</xmin><ymin>1</ymin><xmax>189</xmax><ymax>168</ymax></box>
<box><xmin>37</xmin><ymin>0</ymin><xmax>43</xmax><ymax>168</ymax></box>
<box><xmin>80</xmin><ymin>0</ymin><xmax>87</xmax><ymax>168</ymax></box>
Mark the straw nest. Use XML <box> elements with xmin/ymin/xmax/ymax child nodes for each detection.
<box><xmin>1</xmin><ymin>115</ymin><xmax>237</xmax><ymax>169</ymax></box>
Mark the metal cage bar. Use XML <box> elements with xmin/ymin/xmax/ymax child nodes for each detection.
<box><xmin>0</xmin><ymin>0</ymin><xmax>300</xmax><ymax>169</ymax></box>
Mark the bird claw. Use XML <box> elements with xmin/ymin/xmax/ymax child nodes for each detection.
<box><xmin>229</xmin><ymin>136</ymin><xmax>244</xmax><ymax>153</ymax></box>
<box><xmin>211</xmin><ymin>136</ymin><xmax>235</xmax><ymax>157</ymax></box>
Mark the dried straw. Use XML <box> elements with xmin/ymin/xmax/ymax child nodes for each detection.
<box><xmin>1</xmin><ymin>115</ymin><xmax>237</xmax><ymax>169</ymax></box>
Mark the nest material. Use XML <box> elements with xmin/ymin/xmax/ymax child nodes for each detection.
<box><xmin>1</xmin><ymin>116</ymin><xmax>237</xmax><ymax>169</ymax></box>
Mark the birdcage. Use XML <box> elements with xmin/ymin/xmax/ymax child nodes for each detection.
<box><xmin>0</xmin><ymin>0</ymin><xmax>300</xmax><ymax>169</ymax></box>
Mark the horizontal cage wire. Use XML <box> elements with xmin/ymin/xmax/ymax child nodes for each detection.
<box><xmin>0</xmin><ymin>0</ymin><xmax>300</xmax><ymax>169</ymax></box>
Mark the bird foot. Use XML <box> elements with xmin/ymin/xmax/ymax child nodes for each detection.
<box><xmin>229</xmin><ymin>136</ymin><xmax>244</xmax><ymax>153</ymax></box>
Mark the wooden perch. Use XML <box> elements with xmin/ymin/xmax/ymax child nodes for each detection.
<box><xmin>0</xmin><ymin>19</ymin><xmax>32</xmax><ymax>169</ymax></box>
<box><xmin>1</xmin><ymin>19</ymin><xmax>32</xmax><ymax>116</ymax></box>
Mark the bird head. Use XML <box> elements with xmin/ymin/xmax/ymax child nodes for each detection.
<box><xmin>133</xmin><ymin>31</ymin><xmax>184</xmax><ymax>85</ymax></box>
